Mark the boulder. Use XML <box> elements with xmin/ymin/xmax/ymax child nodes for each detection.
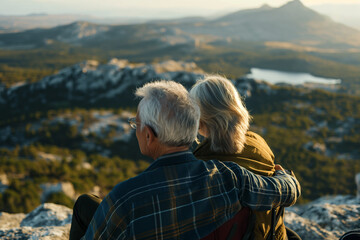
<box><xmin>0</xmin><ymin>212</ymin><xmax>26</xmax><ymax>229</ymax></box>
<box><xmin>0</xmin><ymin>203</ymin><xmax>72</xmax><ymax>240</ymax></box>
<box><xmin>20</xmin><ymin>203</ymin><xmax>72</xmax><ymax>228</ymax></box>
<box><xmin>285</xmin><ymin>195</ymin><xmax>360</xmax><ymax>240</ymax></box>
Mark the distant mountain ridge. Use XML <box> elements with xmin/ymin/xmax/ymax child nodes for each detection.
<box><xmin>0</xmin><ymin>14</ymin><xmax>148</xmax><ymax>33</ymax></box>
<box><xmin>1</xmin><ymin>0</ymin><xmax>360</xmax><ymax>50</ymax></box>
<box><xmin>177</xmin><ymin>0</ymin><xmax>360</xmax><ymax>46</ymax></box>
<box><xmin>214</xmin><ymin>3</ymin><xmax>274</xmax><ymax>22</ymax></box>
<box><xmin>0</xmin><ymin>21</ymin><xmax>197</xmax><ymax>50</ymax></box>
<box><xmin>311</xmin><ymin>3</ymin><xmax>360</xmax><ymax>30</ymax></box>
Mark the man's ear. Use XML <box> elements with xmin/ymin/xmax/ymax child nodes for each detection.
<box><xmin>144</xmin><ymin>125</ymin><xmax>156</xmax><ymax>145</ymax></box>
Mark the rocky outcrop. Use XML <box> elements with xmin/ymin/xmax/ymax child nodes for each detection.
<box><xmin>0</xmin><ymin>59</ymin><xmax>210</xmax><ymax>156</ymax></box>
<box><xmin>285</xmin><ymin>195</ymin><xmax>360</xmax><ymax>239</ymax></box>
<box><xmin>0</xmin><ymin>59</ymin><xmax>204</xmax><ymax>113</ymax></box>
<box><xmin>304</xmin><ymin>117</ymin><xmax>360</xmax><ymax>160</ymax></box>
<box><xmin>20</xmin><ymin>203</ymin><xmax>72</xmax><ymax>228</ymax></box>
<box><xmin>0</xmin><ymin>212</ymin><xmax>26</xmax><ymax>229</ymax></box>
<box><xmin>0</xmin><ymin>203</ymin><xmax>72</xmax><ymax>240</ymax></box>
<box><xmin>1</xmin><ymin>195</ymin><xmax>359</xmax><ymax>240</ymax></box>
<box><xmin>234</xmin><ymin>77</ymin><xmax>275</xmax><ymax>98</ymax></box>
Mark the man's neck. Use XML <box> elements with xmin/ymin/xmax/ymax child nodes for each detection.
<box><xmin>151</xmin><ymin>145</ymin><xmax>189</xmax><ymax>160</ymax></box>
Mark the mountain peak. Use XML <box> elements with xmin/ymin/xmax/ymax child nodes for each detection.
<box><xmin>281</xmin><ymin>0</ymin><xmax>305</xmax><ymax>9</ymax></box>
<box><xmin>215</xmin><ymin>3</ymin><xmax>273</xmax><ymax>22</ymax></box>
<box><xmin>276</xmin><ymin>0</ymin><xmax>323</xmax><ymax>19</ymax></box>
<box><xmin>259</xmin><ymin>4</ymin><xmax>273</xmax><ymax>10</ymax></box>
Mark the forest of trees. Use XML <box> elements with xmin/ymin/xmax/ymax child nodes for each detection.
<box><xmin>0</xmin><ymin>40</ymin><xmax>360</xmax><ymax>213</ymax></box>
<box><xmin>0</xmin><ymin>144</ymin><xmax>149</xmax><ymax>213</ymax></box>
<box><xmin>0</xmin><ymin>83</ymin><xmax>359</xmax><ymax>213</ymax></box>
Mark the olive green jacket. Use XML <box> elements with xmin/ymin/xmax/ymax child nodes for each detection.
<box><xmin>193</xmin><ymin>131</ymin><xmax>286</xmax><ymax>240</ymax></box>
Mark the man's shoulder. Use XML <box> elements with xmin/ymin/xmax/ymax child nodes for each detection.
<box><xmin>109</xmin><ymin>170</ymin><xmax>156</xmax><ymax>199</ymax></box>
<box><xmin>107</xmin><ymin>158</ymin><xmax>246</xmax><ymax>204</ymax></box>
<box><xmin>205</xmin><ymin>159</ymin><xmax>245</xmax><ymax>173</ymax></box>
<box><xmin>107</xmin><ymin>161</ymin><xmax>200</xmax><ymax>201</ymax></box>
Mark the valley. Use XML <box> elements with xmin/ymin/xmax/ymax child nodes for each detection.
<box><xmin>0</xmin><ymin>0</ymin><xmax>360</xmax><ymax>213</ymax></box>
<box><xmin>0</xmin><ymin>59</ymin><xmax>359</xmax><ymax>213</ymax></box>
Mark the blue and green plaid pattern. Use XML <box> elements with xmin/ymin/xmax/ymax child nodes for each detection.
<box><xmin>82</xmin><ymin>151</ymin><xmax>300</xmax><ymax>240</ymax></box>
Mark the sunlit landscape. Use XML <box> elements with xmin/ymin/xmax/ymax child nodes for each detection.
<box><xmin>0</xmin><ymin>0</ymin><xmax>360</xmax><ymax>239</ymax></box>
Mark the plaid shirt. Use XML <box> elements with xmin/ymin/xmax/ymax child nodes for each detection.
<box><xmin>82</xmin><ymin>151</ymin><xmax>300</xmax><ymax>240</ymax></box>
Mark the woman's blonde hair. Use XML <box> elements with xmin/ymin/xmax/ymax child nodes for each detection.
<box><xmin>190</xmin><ymin>75</ymin><xmax>251</xmax><ymax>153</ymax></box>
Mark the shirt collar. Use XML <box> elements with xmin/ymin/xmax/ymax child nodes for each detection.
<box><xmin>145</xmin><ymin>151</ymin><xmax>197</xmax><ymax>171</ymax></box>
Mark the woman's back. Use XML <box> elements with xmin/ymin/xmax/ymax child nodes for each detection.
<box><xmin>190</xmin><ymin>75</ymin><xmax>289</xmax><ymax>239</ymax></box>
<box><xmin>194</xmin><ymin>131</ymin><xmax>287</xmax><ymax>240</ymax></box>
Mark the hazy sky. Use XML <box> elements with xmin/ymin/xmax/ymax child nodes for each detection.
<box><xmin>1</xmin><ymin>0</ymin><xmax>359</xmax><ymax>18</ymax></box>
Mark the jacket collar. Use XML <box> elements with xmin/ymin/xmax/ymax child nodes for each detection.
<box><xmin>145</xmin><ymin>151</ymin><xmax>197</xmax><ymax>171</ymax></box>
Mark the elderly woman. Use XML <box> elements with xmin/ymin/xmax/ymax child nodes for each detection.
<box><xmin>190</xmin><ymin>75</ymin><xmax>299</xmax><ymax>240</ymax></box>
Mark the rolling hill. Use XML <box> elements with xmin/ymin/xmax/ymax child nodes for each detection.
<box><xmin>175</xmin><ymin>0</ymin><xmax>360</xmax><ymax>47</ymax></box>
<box><xmin>1</xmin><ymin>0</ymin><xmax>360</xmax><ymax>50</ymax></box>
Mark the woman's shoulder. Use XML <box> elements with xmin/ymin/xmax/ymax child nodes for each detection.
<box><xmin>243</xmin><ymin>131</ymin><xmax>275</xmax><ymax>161</ymax></box>
<box><xmin>245</xmin><ymin>131</ymin><xmax>265</xmax><ymax>142</ymax></box>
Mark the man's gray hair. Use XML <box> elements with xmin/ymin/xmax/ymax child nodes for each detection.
<box><xmin>135</xmin><ymin>80</ymin><xmax>200</xmax><ymax>147</ymax></box>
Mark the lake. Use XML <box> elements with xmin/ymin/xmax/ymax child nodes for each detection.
<box><xmin>246</xmin><ymin>68</ymin><xmax>341</xmax><ymax>85</ymax></box>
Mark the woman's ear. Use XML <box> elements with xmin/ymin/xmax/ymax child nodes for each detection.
<box><xmin>198</xmin><ymin>121</ymin><xmax>208</xmax><ymax>137</ymax></box>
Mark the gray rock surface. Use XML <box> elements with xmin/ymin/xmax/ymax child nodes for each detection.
<box><xmin>1</xmin><ymin>195</ymin><xmax>359</xmax><ymax>240</ymax></box>
<box><xmin>20</xmin><ymin>203</ymin><xmax>72</xmax><ymax>228</ymax></box>
<box><xmin>0</xmin><ymin>59</ymin><xmax>205</xmax><ymax>112</ymax></box>
<box><xmin>0</xmin><ymin>203</ymin><xmax>71</xmax><ymax>240</ymax></box>
<box><xmin>0</xmin><ymin>212</ymin><xmax>26</xmax><ymax>229</ymax></box>
<box><xmin>285</xmin><ymin>195</ymin><xmax>360</xmax><ymax>240</ymax></box>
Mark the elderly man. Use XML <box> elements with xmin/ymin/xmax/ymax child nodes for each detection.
<box><xmin>70</xmin><ymin>80</ymin><xmax>300</xmax><ymax>240</ymax></box>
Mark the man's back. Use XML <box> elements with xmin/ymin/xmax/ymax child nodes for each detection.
<box><xmin>82</xmin><ymin>151</ymin><xmax>299</xmax><ymax>240</ymax></box>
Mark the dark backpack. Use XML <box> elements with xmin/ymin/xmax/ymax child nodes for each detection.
<box><xmin>201</xmin><ymin>207</ymin><xmax>251</xmax><ymax>240</ymax></box>
<box><xmin>200</xmin><ymin>207</ymin><xmax>283</xmax><ymax>240</ymax></box>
